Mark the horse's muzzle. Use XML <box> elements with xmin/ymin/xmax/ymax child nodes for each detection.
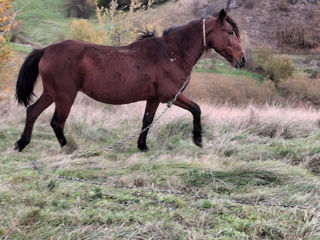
<box><xmin>234</xmin><ymin>57</ymin><xmax>246</xmax><ymax>69</ymax></box>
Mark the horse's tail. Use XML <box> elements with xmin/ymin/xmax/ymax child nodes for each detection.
<box><xmin>16</xmin><ymin>48</ymin><xmax>45</xmax><ymax>107</ymax></box>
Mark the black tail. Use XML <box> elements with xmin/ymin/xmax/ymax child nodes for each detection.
<box><xmin>16</xmin><ymin>48</ymin><xmax>45</xmax><ymax>107</ymax></box>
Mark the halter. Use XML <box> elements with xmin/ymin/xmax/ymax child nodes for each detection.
<box><xmin>202</xmin><ymin>18</ymin><xmax>206</xmax><ymax>48</ymax></box>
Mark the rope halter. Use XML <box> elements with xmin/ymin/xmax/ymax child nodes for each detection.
<box><xmin>202</xmin><ymin>18</ymin><xmax>206</xmax><ymax>48</ymax></box>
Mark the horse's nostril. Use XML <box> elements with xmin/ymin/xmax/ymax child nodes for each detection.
<box><xmin>241</xmin><ymin>56</ymin><xmax>246</xmax><ymax>64</ymax></box>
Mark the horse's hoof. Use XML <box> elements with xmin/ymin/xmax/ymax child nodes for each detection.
<box><xmin>14</xmin><ymin>139</ymin><xmax>26</xmax><ymax>152</ymax></box>
<box><xmin>58</xmin><ymin>138</ymin><xmax>67</xmax><ymax>147</ymax></box>
<box><xmin>193</xmin><ymin>137</ymin><xmax>203</xmax><ymax>148</ymax></box>
<box><xmin>138</xmin><ymin>143</ymin><xmax>148</xmax><ymax>152</ymax></box>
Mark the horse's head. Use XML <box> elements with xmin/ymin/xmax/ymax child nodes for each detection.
<box><xmin>207</xmin><ymin>9</ymin><xmax>246</xmax><ymax>69</ymax></box>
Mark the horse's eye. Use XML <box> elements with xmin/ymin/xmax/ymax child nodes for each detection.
<box><xmin>228</xmin><ymin>31</ymin><xmax>233</xmax><ymax>35</ymax></box>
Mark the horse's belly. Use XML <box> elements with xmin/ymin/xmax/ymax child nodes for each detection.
<box><xmin>81</xmin><ymin>80</ymin><xmax>154</xmax><ymax>105</ymax></box>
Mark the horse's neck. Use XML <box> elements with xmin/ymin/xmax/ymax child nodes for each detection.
<box><xmin>164</xmin><ymin>21</ymin><xmax>204</xmax><ymax>71</ymax></box>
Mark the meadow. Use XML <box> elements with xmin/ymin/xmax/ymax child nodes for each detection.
<box><xmin>1</xmin><ymin>0</ymin><xmax>320</xmax><ymax>239</ymax></box>
<box><xmin>1</xmin><ymin>88</ymin><xmax>320</xmax><ymax>239</ymax></box>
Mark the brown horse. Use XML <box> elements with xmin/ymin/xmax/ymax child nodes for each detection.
<box><xmin>15</xmin><ymin>9</ymin><xmax>245</xmax><ymax>152</ymax></box>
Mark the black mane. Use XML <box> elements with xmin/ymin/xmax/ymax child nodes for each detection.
<box><xmin>226</xmin><ymin>16</ymin><xmax>240</xmax><ymax>39</ymax></box>
<box><xmin>212</xmin><ymin>12</ymin><xmax>240</xmax><ymax>39</ymax></box>
<box><xmin>163</xmin><ymin>24</ymin><xmax>187</xmax><ymax>36</ymax></box>
<box><xmin>136</xmin><ymin>29</ymin><xmax>157</xmax><ymax>40</ymax></box>
<box><xmin>163</xmin><ymin>16</ymin><xmax>240</xmax><ymax>39</ymax></box>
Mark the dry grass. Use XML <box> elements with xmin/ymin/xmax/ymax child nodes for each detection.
<box><xmin>1</xmin><ymin>93</ymin><xmax>320</xmax><ymax>239</ymax></box>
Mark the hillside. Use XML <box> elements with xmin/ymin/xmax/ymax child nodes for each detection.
<box><xmin>148</xmin><ymin>0</ymin><xmax>320</xmax><ymax>51</ymax></box>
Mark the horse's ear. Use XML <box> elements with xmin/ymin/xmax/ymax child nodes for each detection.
<box><xmin>218</xmin><ymin>9</ymin><xmax>227</xmax><ymax>23</ymax></box>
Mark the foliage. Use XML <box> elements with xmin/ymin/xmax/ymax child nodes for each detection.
<box><xmin>0</xmin><ymin>0</ymin><xmax>15</xmax><ymax>89</ymax></box>
<box><xmin>69</xmin><ymin>19</ymin><xmax>106</xmax><ymax>44</ymax></box>
<box><xmin>65</xmin><ymin>0</ymin><xmax>96</xmax><ymax>18</ymax></box>
<box><xmin>252</xmin><ymin>47</ymin><xmax>293</xmax><ymax>84</ymax></box>
<box><xmin>279</xmin><ymin>23</ymin><xmax>319</xmax><ymax>49</ymax></box>
<box><xmin>13</xmin><ymin>0</ymin><xmax>71</xmax><ymax>45</ymax></box>
<box><xmin>70</xmin><ymin>0</ymin><xmax>154</xmax><ymax>46</ymax></box>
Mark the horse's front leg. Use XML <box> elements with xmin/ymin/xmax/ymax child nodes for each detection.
<box><xmin>137</xmin><ymin>100</ymin><xmax>160</xmax><ymax>151</ymax></box>
<box><xmin>173</xmin><ymin>94</ymin><xmax>202</xmax><ymax>148</ymax></box>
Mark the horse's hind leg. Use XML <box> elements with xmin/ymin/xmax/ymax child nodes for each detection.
<box><xmin>15</xmin><ymin>93</ymin><xmax>53</xmax><ymax>151</ymax></box>
<box><xmin>137</xmin><ymin>100</ymin><xmax>160</xmax><ymax>151</ymax></box>
<box><xmin>173</xmin><ymin>94</ymin><xmax>202</xmax><ymax>148</ymax></box>
<box><xmin>50</xmin><ymin>96</ymin><xmax>76</xmax><ymax>147</ymax></box>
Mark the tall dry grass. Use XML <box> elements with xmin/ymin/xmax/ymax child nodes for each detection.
<box><xmin>3</xmin><ymin>92</ymin><xmax>319</xmax><ymax>140</ymax></box>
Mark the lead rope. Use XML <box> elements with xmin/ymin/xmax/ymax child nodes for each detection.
<box><xmin>103</xmin><ymin>74</ymin><xmax>191</xmax><ymax>151</ymax></box>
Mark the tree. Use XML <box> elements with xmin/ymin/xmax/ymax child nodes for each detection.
<box><xmin>0</xmin><ymin>0</ymin><xmax>15</xmax><ymax>69</ymax></box>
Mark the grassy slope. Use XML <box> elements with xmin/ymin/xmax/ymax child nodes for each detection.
<box><xmin>1</xmin><ymin>95</ymin><xmax>320</xmax><ymax>239</ymax></box>
<box><xmin>13</xmin><ymin>0</ymin><xmax>71</xmax><ymax>46</ymax></box>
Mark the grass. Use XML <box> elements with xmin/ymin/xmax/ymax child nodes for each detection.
<box><xmin>1</xmin><ymin>92</ymin><xmax>320</xmax><ymax>239</ymax></box>
<box><xmin>195</xmin><ymin>59</ymin><xmax>265</xmax><ymax>83</ymax></box>
<box><xmin>10</xmin><ymin>42</ymin><xmax>33</xmax><ymax>54</ymax></box>
<box><xmin>13</xmin><ymin>0</ymin><xmax>72</xmax><ymax>46</ymax></box>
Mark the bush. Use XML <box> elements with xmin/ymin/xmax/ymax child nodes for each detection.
<box><xmin>0</xmin><ymin>36</ymin><xmax>12</xmax><ymax>72</ymax></box>
<box><xmin>0</xmin><ymin>0</ymin><xmax>14</xmax><ymax>90</ymax></box>
<box><xmin>69</xmin><ymin>0</ymin><xmax>153</xmax><ymax>46</ymax></box>
<box><xmin>277</xmin><ymin>75</ymin><xmax>320</xmax><ymax>105</ymax></box>
<box><xmin>65</xmin><ymin>0</ymin><xmax>96</xmax><ymax>19</ymax></box>
<box><xmin>252</xmin><ymin>47</ymin><xmax>293</xmax><ymax>84</ymax></box>
<box><xmin>69</xmin><ymin>19</ymin><xmax>106</xmax><ymax>44</ymax></box>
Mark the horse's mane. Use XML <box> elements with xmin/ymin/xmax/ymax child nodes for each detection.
<box><xmin>162</xmin><ymin>16</ymin><xmax>240</xmax><ymax>39</ymax></box>
<box><xmin>162</xmin><ymin>24</ymin><xmax>189</xmax><ymax>36</ymax></box>
<box><xmin>136</xmin><ymin>28</ymin><xmax>157</xmax><ymax>40</ymax></box>
<box><xmin>226</xmin><ymin>16</ymin><xmax>240</xmax><ymax>39</ymax></box>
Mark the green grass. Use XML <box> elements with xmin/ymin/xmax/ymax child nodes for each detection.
<box><xmin>10</xmin><ymin>42</ymin><xmax>33</xmax><ymax>53</ymax></box>
<box><xmin>195</xmin><ymin>59</ymin><xmax>265</xmax><ymax>83</ymax></box>
<box><xmin>1</xmin><ymin>99</ymin><xmax>320</xmax><ymax>239</ymax></box>
<box><xmin>13</xmin><ymin>0</ymin><xmax>72</xmax><ymax>46</ymax></box>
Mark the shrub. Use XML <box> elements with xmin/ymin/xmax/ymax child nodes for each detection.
<box><xmin>0</xmin><ymin>36</ymin><xmax>12</xmax><ymax>72</ymax></box>
<box><xmin>70</xmin><ymin>0</ymin><xmax>154</xmax><ymax>46</ymax></box>
<box><xmin>65</xmin><ymin>0</ymin><xmax>96</xmax><ymax>19</ymax></box>
<box><xmin>69</xmin><ymin>19</ymin><xmax>106</xmax><ymax>44</ymax></box>
<box><xmin>252</xmin><ymin>47</ymin><xmax>293</xmax><ymax>84</ymax></box>
<box><xmin>277</xmin><ymin>74</ymin><xmax>320</xmax><ymax>105</ymax></box>
<box><xmin>0</xmin><ymin>0</ymin><xmax>15</xmax><ymax>90</ymax></box>
<box><xmin>275</xmin><ymin>10</ymin><xmax>320</xmax><ymax>49</ymax></box>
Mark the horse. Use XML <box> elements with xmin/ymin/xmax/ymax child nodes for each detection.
<box><xmin>14</xmin><ymin>9</ymin><xmax>246</xmax><ymax>152</ymax></box>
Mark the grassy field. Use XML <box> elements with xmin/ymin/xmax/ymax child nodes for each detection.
<box><xmin>2</xmin><ymin>2</ymin><xmax>320</xmax><ymax>239</ymax></box>
<box><xmin>1</xmin><ymin>92</ymin><xmax>320</xmax><ymax>239</ymax></box>
<box><xmin>13</xmin><ymin>0</ymin><xmax>72</xmax><ymax>46</ymax></box>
